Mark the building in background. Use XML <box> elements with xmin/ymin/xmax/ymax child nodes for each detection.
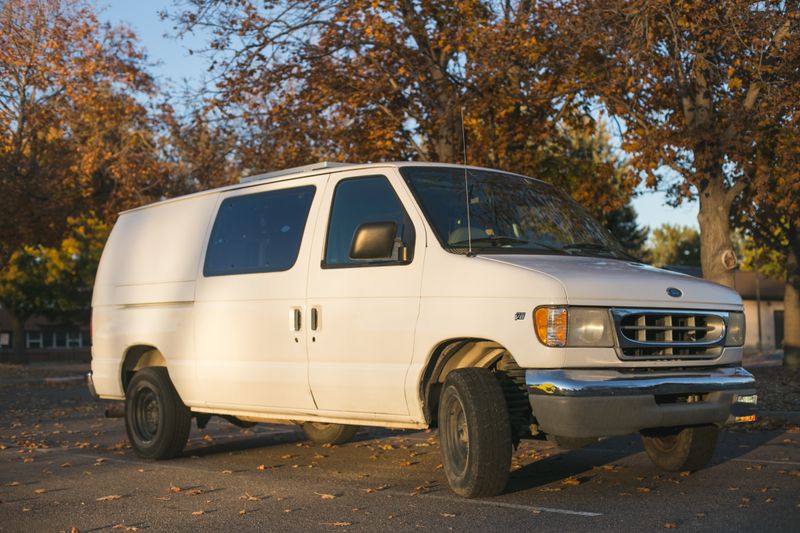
<box><xmin>0</xmin><ymin>307</ymin><xmax>90</xmax><ymax>363</ymax></box>
<box><xmin>734</xmin><ymin>271</ymin><xmax>785</xmax><ymax>355</ymax></box>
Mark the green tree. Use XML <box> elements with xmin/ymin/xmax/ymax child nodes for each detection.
<box><xmin>0</xmin><ymin>215</ymin><xmax>108</xmax><ymax>364</ymax></box>
<box><xmin>648</xmin><ymin>224</ymin><xmax>701</xmax><ymax>268</ymax></box>
<box><xmin>601</xmin><ymin>204</ymin><xmax>649</xmax><ymax>260</ymax></box>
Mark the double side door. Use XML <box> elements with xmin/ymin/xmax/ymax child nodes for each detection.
<box><xmin>194</xmin><ymin>176</ymin><xmax>327</xmax><ymax>410</ymax></box>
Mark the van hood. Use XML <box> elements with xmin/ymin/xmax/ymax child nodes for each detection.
<box><xmin>479</xmin><ymin>254</ymin><xmax>742</xmax><ymax>308</ymax></box>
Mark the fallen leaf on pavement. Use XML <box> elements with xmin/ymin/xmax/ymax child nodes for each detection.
<box><xmin>33</xmin><ymin>488</ymin><xmax>47</xmax><ymax>494</ymax></box>
<box><xmin>315</xmin><ymin>492</ymin><xmax>337</xmax><ymax>500</ymax></box>
<box><xmin>96</xmin><ymin>495</ymin><xmax>122</xmax><ymax>501</ymax></box>
<box><xmin>168</xmin><ymin>484</ymin><xmax>182</xmax><ymax>493</ymax></box>
<box><xmin>191</xmin><ymin>510</ymin><xmax>204</xmax><ymax>516</ymax></box>
<box><xmin>663</xmin><ymin>522</ymin><xmax>677</xmax><ymax>529</ymax></box>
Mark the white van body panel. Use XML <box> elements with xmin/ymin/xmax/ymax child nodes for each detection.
<box><xmin>91</xmin><ymin>193</ymin><xmax>219</xmax><ymax>400</ymax></box>
<box><xmin>90</xmin><ymin>161</ymin><xmax>748</xmax><ymax>432</ymax></box>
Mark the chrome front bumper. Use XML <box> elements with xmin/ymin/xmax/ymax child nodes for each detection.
<box><xmin>525</xmin><ymin>367</ymin><xmax>757</xmax><ymax>438</ymax></box>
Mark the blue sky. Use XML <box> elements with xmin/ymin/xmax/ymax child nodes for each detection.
<box><xmin>98</xmin><ymin>0</ymin><xmax>699</xmax><ymax>234</ymax></box>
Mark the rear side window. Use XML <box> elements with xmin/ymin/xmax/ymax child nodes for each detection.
<box><xmin>324</xmin><ymin>176</ymin><xmax>415</xmax><ymax>267</ymax></box>
<box><xmin>204</xmin><ymin>186</ymin><xmax>315</xmax><ymax>276</ymax></box>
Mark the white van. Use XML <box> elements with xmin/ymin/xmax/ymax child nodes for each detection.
<box><xmin>88</xmin><ymin>162</ymin><xmax>757</xmax><ymax>497</ymax></box>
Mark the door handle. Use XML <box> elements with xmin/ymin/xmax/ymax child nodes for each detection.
<box><xmin>293</xmin><ymin>308</ymin><xmax>302</xmax><ymax>331</ymax></box>
<box><xmin>310</xmin><ymin>307</ymin><xmax>319</xmax><ymax>331</ymax></box>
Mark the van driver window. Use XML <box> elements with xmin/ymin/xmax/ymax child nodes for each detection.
<box><xmin>324</xmin><ymin>176</ymin><xmax>415</xmax><ymax>267</ymax></box>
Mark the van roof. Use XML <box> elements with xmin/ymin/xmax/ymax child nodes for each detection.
<box><xmin>119</xmin><ymin>161</ymin><xmax>528</xmax><ymax>215</ymax></box>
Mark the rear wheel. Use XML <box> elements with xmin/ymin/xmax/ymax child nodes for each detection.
<box><xmin>302</xmin><ymin>422</ymin><xmax>358</xmax><ymax>445</ymax></box>
<box><xmin>438</xmin><ymin>368</ymin><xmax>511</xmax><ymax>498</ymax></box>
<box><xmin>125</xmin><ymin>367</ymin><xmax>191</xmax><ymax>459</ymax></box>
<box><xmin>641</xmin><ymin>425</ymin><xmax>718</xmax><ymax>472</ymax></box>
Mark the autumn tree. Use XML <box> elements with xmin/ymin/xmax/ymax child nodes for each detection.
<box><xmin>160</xmin><ymin>105</ymin><xmax>241</xmax><ymax>190</ymax></box>
<box><xmin>168</xmin><ymin>0</ymin><xmax>637</xmax><ymax>214</ymax></box>
<box><xmin>0</xmin><ymin>0</ymin><xmax>165</xmax><ymax>268</ymax></box>
<box><xmin>0</xmin><ymin>0</ymin><xmax>187</xmax><ymax>362</ymax></box>
<box><xmin>567</xmin><ymin>0</ymin><xmax>799</xmax><ymax>287</ymax></box>
<box><xmin>738</xmin><ymin>115</ymin><xmax>800</xmax><ymax>367</ymax></box>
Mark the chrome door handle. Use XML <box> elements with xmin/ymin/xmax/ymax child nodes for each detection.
<box><xmin>293</xmin><ymin>308</ymin><xmax>302</xmax><ymax>331</ymax></box>
<box><xmin>310</xmin><ymin>307</ymin><xmax>319</xmax><ymax>331</ymax></box>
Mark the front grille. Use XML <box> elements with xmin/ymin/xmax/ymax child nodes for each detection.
<box><xmin>611</xmin><ymin>309</ymin><xmax>727</xmax><ymax>360</ymax></box>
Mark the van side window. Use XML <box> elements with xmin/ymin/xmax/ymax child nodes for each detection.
<box><xmin>204</xmin><ymin>186</ymin><xmax>315</xmax><ymax>276</ymax></box>
<box><xmin>324</xmin><ymin>176</ymin><xmax>415</xmax><ymax>267</ymax></box>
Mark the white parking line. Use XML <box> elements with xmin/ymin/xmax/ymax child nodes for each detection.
<box><xmin>731</xmin><ymin>458</ymin><xmax>800</xmax><ymax>466</ymax></box>
<box><xmin>417</xmin><ymin>492</ymin><xmax>602</xmax><ymax>517</ymax></box>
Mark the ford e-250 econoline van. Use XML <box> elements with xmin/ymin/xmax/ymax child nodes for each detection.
<box><xmin>88</xmin><ymin>162</ymin><xmax>757</xmax><ymax>497</ymax></box>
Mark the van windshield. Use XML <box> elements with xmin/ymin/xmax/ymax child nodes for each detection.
<box><xmin>400</xmin><ymin>166</ymin><xmax>633</xmax><ymax>260</ymax></box>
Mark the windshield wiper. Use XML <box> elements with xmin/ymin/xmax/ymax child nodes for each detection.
<box><xmin>561</xmin><ymin>242</ymin><xmax>639</xmax><ymax>261</ymax></box>
<box><xmin>449</xmin><ymin>235</ymin><xmax>529</xmax><ymax>247</ymax></box>
<box><xmin>450</xmin><ymin>236</ymin><xmax>572</xmax><ymax>255</ymax></box>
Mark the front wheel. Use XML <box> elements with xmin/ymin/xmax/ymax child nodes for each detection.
<box><xmin>125</xmin><ymin>367</ymin><xmax>191</xmax><ymax>459</ymax></box>
<box><xmin>438</xmin><ymin>368</ymin><xmax>512</xmax><ymax>498</ymax></box>
<box><xmin>302</xmin><ymin>422</ymin><xmax>358</xmax><ymax>445</ymax></box>
<box><xmin>640</xmin><ymin>424</ymin><xmax>718</xmax><ymax>472</ymax></box>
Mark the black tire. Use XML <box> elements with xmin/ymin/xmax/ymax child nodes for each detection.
<box><xmin>302</xmin><ymin>422</ymin><xmax>359</xmax><ymax>445</ymax></box>
<box><xmin>125</xmin><ymin>367</ymin><xmax>191</xmax><ymax>459</ymax></box>
<box><xmin>641</xmin><ymin>424</ymin><xmax>719</xmax><ymax>472</ymax></box>
<box><xmin>438</xmin><ymin>368</ymin><xmax>512</xmax><ymax>498</ymax></box>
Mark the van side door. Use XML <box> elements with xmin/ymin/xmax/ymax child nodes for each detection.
<box><xmin>194</xmin><ymin>176</ymin><xmax>326</xmax><ymax>410</ymax></box>
<box><xmin>305</xmin><ymin>168</ymin><xmax>425</xmax><ymax>416</ymax></box>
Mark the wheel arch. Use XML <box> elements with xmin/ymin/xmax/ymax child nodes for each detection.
<box><xmin>121</xmin><ymin>345</ymin><xmax>167</xmax><ymax>392</ymax></box>
<box><xmin>418</xmin><ymin>337</ymin><xmax>524</xmax><ymax>426</ymax></box>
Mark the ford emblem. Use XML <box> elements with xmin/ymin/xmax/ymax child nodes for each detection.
<box><xmin>666</xmin><ymin>287</ymin><xmax>683</xmax><ymax>298</ymax></box>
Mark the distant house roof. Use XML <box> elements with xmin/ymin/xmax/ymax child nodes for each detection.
<box><xmin>733</xmin><ymin>270</ymin><xmax>785</xmax><ymax>301</ymax></box>
<box><xmin>661</xmin><ymin>265</ymin><xmax>784</xmax><ymax>301</ymax></box>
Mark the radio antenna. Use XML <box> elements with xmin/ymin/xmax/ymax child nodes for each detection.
<box><xmin>461</xmin><ymin>106</ymin><xmax>473</xmax><ymax>256</ymax></box>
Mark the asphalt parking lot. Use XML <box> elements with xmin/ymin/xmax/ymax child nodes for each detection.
<box><xmin>1</xmin><ymin>366</ymin><xmax>798</xmax><ymax>532</ymax></box>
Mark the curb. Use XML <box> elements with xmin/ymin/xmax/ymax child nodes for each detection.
<box><xmin>0</xmin><ymin>374</ymin><xmax>86</xmax><ymax>385</ymax></box>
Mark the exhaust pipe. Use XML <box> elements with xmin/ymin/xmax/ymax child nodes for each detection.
<box><xmin>105</xmin><ymin>403</ymin><xmax>125</xmax><ymax>418</ymax></box>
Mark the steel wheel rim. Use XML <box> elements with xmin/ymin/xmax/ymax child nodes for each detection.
<box><xmin>134</xmin><ymin>387</ymin><xmax>160</xmax><ymax>443</ymax></box>
<box><xmin>442</xmin><ymin>392</ymin><xmax>469</xmax><ymax>475</ymax></box>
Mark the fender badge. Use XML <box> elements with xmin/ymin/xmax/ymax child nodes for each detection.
<box><xmin>514</xmin><ymin>312</ymin><xmax>526</xmax><ymax>320</ymax></box>
<box><xmin>666</xmin><ymin>287</ymin><xmax>683</xmax><ymax>298</ymax></box>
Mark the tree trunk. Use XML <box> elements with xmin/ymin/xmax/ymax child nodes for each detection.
<box><xmin>784</xmin><ymin>239</ymin><xmax>800</xmax><ymax>369</ymax></box>
<box><xmin>696</xmin><ymin>177</ymin><xmax>736</xmax><ymax>288</ymax></box>
<box><xmin>10</xmin><ymin>313</ymin><xmax>28</xmax><ymax>365</ymax></box>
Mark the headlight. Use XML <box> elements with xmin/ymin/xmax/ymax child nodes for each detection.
<box><xmin>533</xmin><ymin>306</ymin><xmax>614</xmax><ymax>347</ymax></box>
<box><xmin>567</xmin><ymin>307</ymin><xmax>614</xmax><ymax>347</ymax></box>
<box><xmin>726</xmin><ymin>311</ymin><xmax>745</xmax><ymax>346</ymax></box>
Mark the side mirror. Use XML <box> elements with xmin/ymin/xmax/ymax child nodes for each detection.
<box><xmin>349</xmin><ymin>221</ymin><xmax>397</xmax><ymax>260</ymax></box>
